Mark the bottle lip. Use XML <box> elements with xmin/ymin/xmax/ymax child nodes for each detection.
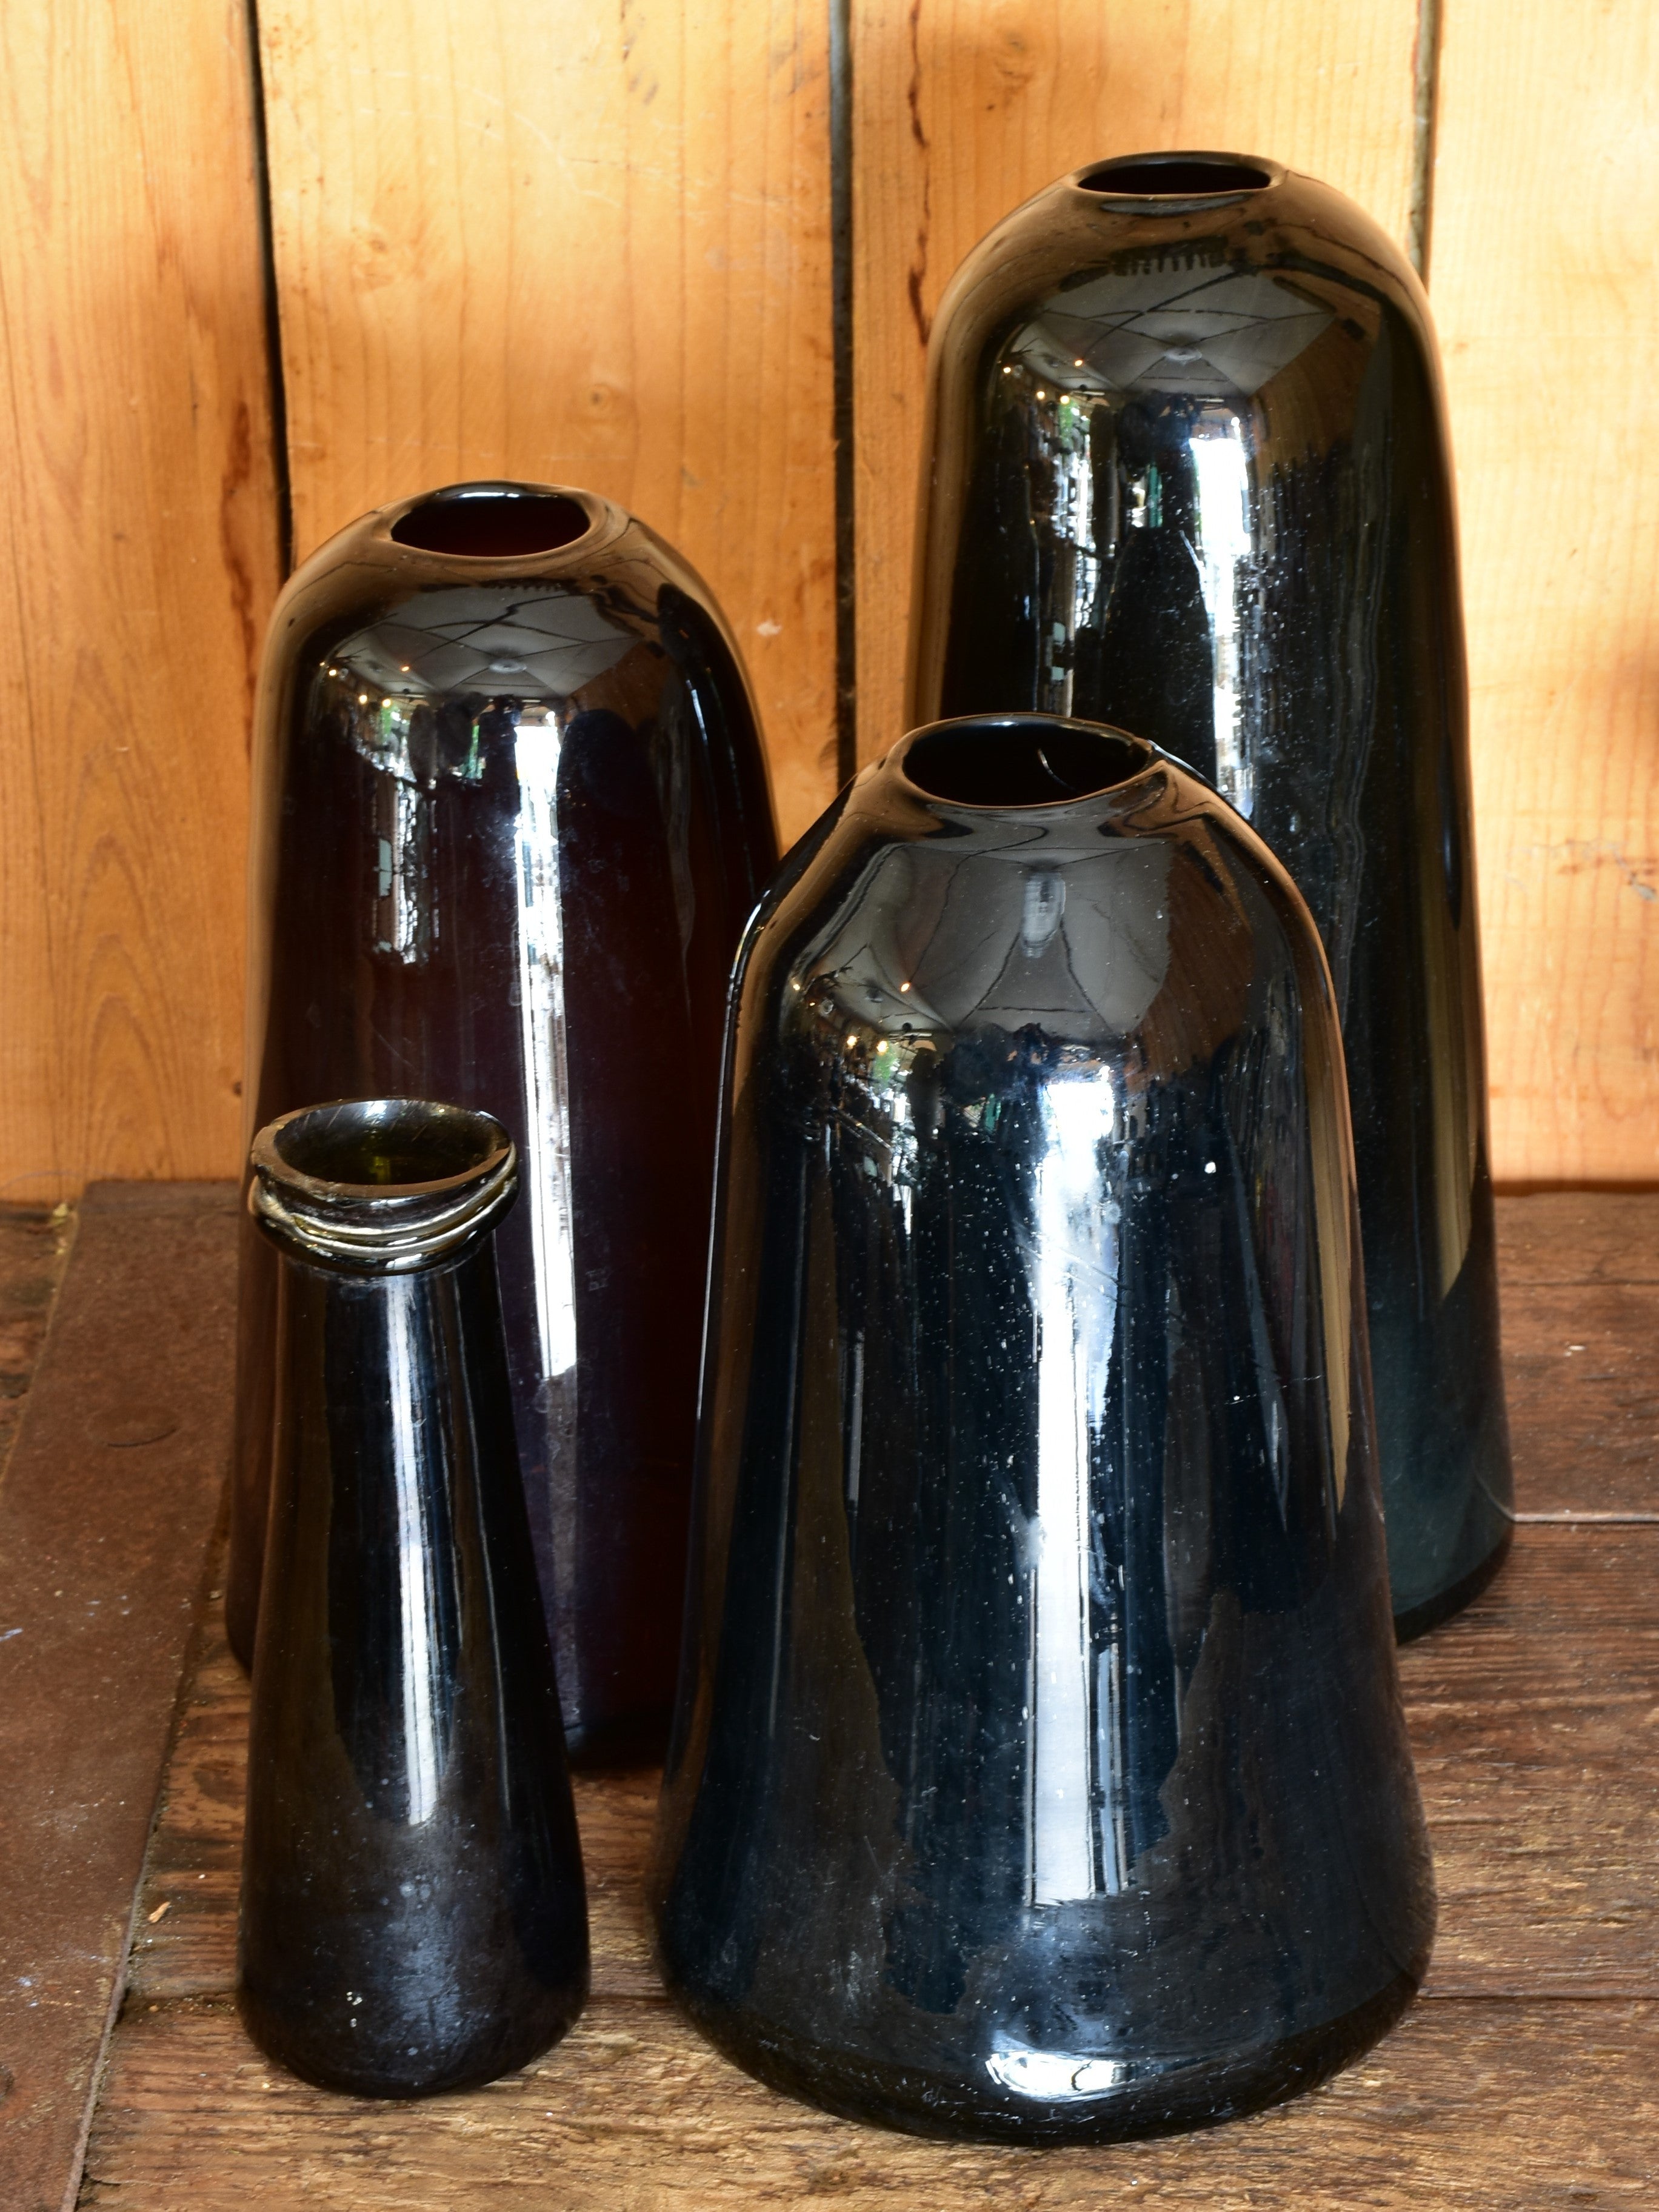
<box><xmin>373</xmin><ymin>479</ymin><xmax>627</xmax><ymax>568</ymax></box>
<box><xmin>1069</xmin><ymin>150</ymin><xmax>1284</xmax><ymax>209</ymax></box>
<box><xmin>250</xmin><ymin>1098</ymin><xmax>518</xmax><ymax>1274</ymax></box>
<box><xmin>890</xmin><ymin>713</ymin><xmax>1163</xmax><ymax>814</ymax></box>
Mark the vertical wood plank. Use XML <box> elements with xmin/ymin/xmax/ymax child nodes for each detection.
<box><xmin>1430</xmin><ymin>0</ymin><xmax>1659</xmax><ymax>1183</ymax></box>
<box><xmin>258</xmin><ymin>0</ymin><xmax>837</xmax><ymax>844</ymax></box>
<box><xmin>850</xmin><ymin>0</ymin><xmax>1424</xmax><ymax>763</ymax></box>
<box><xmin>0</xmin><ymin>0</ymin><xmax>281</xmax><ymax>1200</ymax></box>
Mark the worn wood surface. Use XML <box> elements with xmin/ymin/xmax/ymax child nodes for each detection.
<box><xmin>0</xmin><ymin>0</ymin><xmax>279</xmax><ymax>1203</ymax></box>
<box><xmin>256</xmin><ymin>0</ymin><xmax>838</xmax><ymax>845</ymax></box>
<box><xmin>0</xmin><ymin>1186</ymin><xmax>238</xmax><ymax>2212</ymax></box>
<box><xmin>1500</xmin><ymin>1289</ymin><xmax>1659</xmax><ymax>1519</ymax></box>
<box><xmin>64</xmin><ymin>1192</ymin><xmax>1659</xmax><ymax>2204</ymax></box>
<box><xmin>72</xmin><ymin>2000</ymin><xmax>1659</xmax><ymax>2210</ymax></box>
<box><xmin>1496</xmin><ymin>1194</ymin><xmax>1659</xmax><ymax>1286</ymax></box>
<box><xmin>0</xmin><ymin>1205</ymin><xmax>73</xmax><ymax>1474</ymax></box>
<box><xmin>1496</xmin><ymin>1184</ymin><xmax>1659</xmax><ymax>1520</ymax></box>
<box><xmin>847</xmin><ymin>0</ymin><xmax>1423</xmax><ymax>769</ymax></box>
<box><xmin>1432</xmin><ymin>0</ymin><xmax>1659</xmax><ymax>1184</ymax></box>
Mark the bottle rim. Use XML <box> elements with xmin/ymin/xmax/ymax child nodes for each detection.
<box><xmin>893</xmin><ymin>713</ymin><xmax>1160</xmax><ymax>811</ymax></box>
<box><xmin>250</xmin><ymin>1098</ymin><xmax>518</xmax><ymax>1273</ymax></box>
<box><xmin>379</xmin><ymin>479</ymin><xmax>619</xmax><ymax>566</ymax></box>
<box><xmin>1071</xmin><ymin>151</ymin><xmax>1283</xmax><ymax>207</ymax></box>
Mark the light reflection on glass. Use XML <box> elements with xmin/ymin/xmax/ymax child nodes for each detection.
<box><xmin>985</xmin><ymin>2045</ymin><xmax>1129</xmax><ymax>2098</ymax></box>
<box><xmin>387</xmin><ymin>1277</ymin><xmax>441</xmax><ymax>1825</ymax></box>
<box><xmin>1188</xmin><ymin>420</ymin><xmax>1253</xmax><ymax>815</ymax></box>
<box><xmin>1027</xmin><ymin>1071</ymin><xmax>1124</xmax><ymax>1905</ymax></box>
<box><xmin>788</xmin><ymin>829</ymin><xmax>1189</xmax><ymax>1908</ymax></box>
<box><xmin>512</xmin><ymin>707</ymin><xmax>578</xmax><ymax>1382</ymax></box>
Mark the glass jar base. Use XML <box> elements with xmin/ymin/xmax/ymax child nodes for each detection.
<box><xmin>670</xmin><ymin>1969</ymin><xmax>1424</xmax><ymax>2145</ymax></box>
<box><xmin>237</xmin><ymin>1983</ymin><xmax>585</xmax><ymax>2102</ymax></box>
<box><xmin>1394</xmin><ymin>1526</ymin><xmax>1514</xmax><ymax>1645</ymax></box>
<box><xmin>564</xmin><ymin>1706</ymin><xmax>670</xmax><ymax>1770</ymax></box>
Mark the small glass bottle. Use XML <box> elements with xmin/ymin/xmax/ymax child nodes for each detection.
<box><xmin>239</xmin><ymin>1097</ymin><xmax>588</xmax><ymax>2097</ymax></box>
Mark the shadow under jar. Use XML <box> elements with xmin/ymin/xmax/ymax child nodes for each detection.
<box><xmin>653</xmin><ymin>715</ymin><xmax>1435</xmax><ymax>2145</ymax></box>
<box><xmin>907</xmin><ymin>152</ymin><xmax>1512</xmax><ymax>1636</ymax></box>
<box><xmin>239</xmin><ymin>1097</ymin><xmax>588</xmax><ymax>2099</ymax></box>
<box><xmin>229</xmin><ymin>481</ymin><xmax>778</xmax><ymax>1761</ymax></box>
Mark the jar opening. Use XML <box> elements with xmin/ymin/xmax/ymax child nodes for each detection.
<box><xmin>270</xmin><ymin>1100</ymin><xmax>503</xmax><ymax>1193</ymax></box>
<box><xmin>252</xmin><ymin>1100</ymin><xmax>516</xmax><ymax>1271</ymax></box>
<box><xmin>1078</xmin><ymin>156</ymin><xmax>1272</xmax><ymax>197</ymax></box>
<box><xmin>903</xmin><ymin>718</ymin><xmax>1152</xmax><ymax>807</ymax></box>
<box><xmin>390</xmin><ymin>490</ymin><xmax>591</xmax><ymax>559</ymax></box>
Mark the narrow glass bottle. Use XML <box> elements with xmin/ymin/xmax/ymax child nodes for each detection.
<box><xmin>239</xmin><ymin>1097</ymin><xmax>588</xmax><ymax>2097</ymax></box>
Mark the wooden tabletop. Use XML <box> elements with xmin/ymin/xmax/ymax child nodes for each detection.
<box><xmin>3</xmin><ymin>1188</ymin><xmax>1655</xmax><ymax>2208</ymax></box>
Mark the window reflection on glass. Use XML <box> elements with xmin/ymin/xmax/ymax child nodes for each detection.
<box><xmin>371</xmin><ymin>775</ymin><xmax>432</xmax><ymax>964</ymax></box>
<box><xmin>1035</xmin><ymin>394</ymin><xmax>1101</xmax><ymax>720</ymax></box>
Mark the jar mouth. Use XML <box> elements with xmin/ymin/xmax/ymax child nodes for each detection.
<box><xmin>1075</xmin><ymin>152</ymin><xmax>1277</xmax><ymax>202</ymax></box>
<box><xmin>898</xmin><ymin>716</ymin><xmax>1155</xmax><ymax>809</ymax></box>
<box><xmin>264</xmin><ymin>1097</ymin><xmax>506</xmax><ymax>1191</ymax></box>
<box><xmin>250</xmin><ymin>1098</ymin><xmax>517</xmax><ymax>1272</ymax></box>
<box><xmin>389</xmin><ymin>483</ymin><xmax>595</xmax><ymax>560</ymax></box>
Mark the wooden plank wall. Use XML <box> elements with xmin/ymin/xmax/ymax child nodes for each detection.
<box><xmin>1432</xmin><ymin>0</ymin><xmax>1659</xmax><ymax>1184</ymax></box>
<box><xmin>0</xmin><ymin>0</ymin><xmax>1653</xmax><ymax>1193</ymax></box>
<box><xmin>0</xmin><ymin>0</ymin><xmax>280</xmax><ymax>1198</ymax></box>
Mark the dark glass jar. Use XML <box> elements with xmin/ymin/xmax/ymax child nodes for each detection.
<box><xmin>229</xmin><ymin>482</ymin><xmax>778</xmax><ymax>1759</ymax></box>
<box><xmin>239</xmin><ymin>1097</ymin><xmax>588</xmax><ymax>2097</ymax></box>
<box><xmin>907</xmin><ymin>153</ymin><xmax>1511</xmax><ymax>1634</ymax></box>
<box><xmin>653</xmin><ymin>715</ymin><xmax>1434</xmax><ymax>2144</ymax></box>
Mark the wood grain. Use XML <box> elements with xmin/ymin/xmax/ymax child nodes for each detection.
<box><xmin>256</xmin><ymin>0</ymin><xmax>838</xmax><ymax>844</ymax></box>
<box><xmin>1497</xmin><ymin>1192</ymin><xmax>1659</xmax><ymax>1286</ymax></box>
<box><xmin>75</xmin><ymin>1997</ymin><xmax>1659</xmax><ymax>2210</ymax></box>
<box><xmin>1489</xmin><ymin>1187</ymin><xmax>1659</xmax><ymax>1517</ymax></box>
<box><xmin>1404</xmin><ymin>1529</ymin><xmax>1659</xmax><ymax>1996</ymax></box>
<box><xmin>0</xmin><ymin>1205</ymin><xmax>72</xmax><ymax>1475</ymax></box>
<box><xmin>1501</xmin><ymin>1284</ymin><xmax>1659</xmax><ymax>1518</ymax></box>
<box><xmin>847</xmin><ymin>0</ymin><xmax>1423</xmax><ymax>762</ymax></box>
<box><xmin>0</xmin><ymin>0</ymin><xmax>280</xmax><ymax>1204</ymax></box>
<box><xmin>0</xmin><ymin>0</ymin><xmax>1652</xmax><ymax>1197</ymax></box>
<box><xmin>1429</xmin><ymin>0</ymin><xmax>1659</xmax><ymax>1184</ymax></box>
<box><xmin>0</xmin><ymin>1185</ymin><xmax>236</xmax><ymax>2212</ymax></box>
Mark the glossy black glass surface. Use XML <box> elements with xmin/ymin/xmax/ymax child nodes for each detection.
<box><xmin>240</xmin><ymin>1099</ymin><xmax>588</xmax><ymax>2099</ymax></box>
<box><xmin>653</xmin><ymin>717</ymin><xmax>1434</xmax><ymax>2144</ymax></box>
<box><xmin>907</xmin><ymin>153</ymin><xmax>1512</xmax><ymax>1632</ymax></box>
<box><xmin>229</xmin><ymin>481</ymin><xmax>778</xmax><ymax>1759</ymax></box>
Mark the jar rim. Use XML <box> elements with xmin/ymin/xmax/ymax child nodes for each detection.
<box><xmin>893</xmin><ymin>714</ymin><xmax>1160</xmax><ymax>811</ymax></box>
<box><xmin>1071</xmin><ymin>152</ymin><xmax>1283</xmax><ymax>206</ymax></box>
<box><xmin>250</xmin><ymin>1098</ymin><xmax>518</xmax><ymax>1273</ymax></box>
<box><xmin>380</xmin><ymin>480</ymin><xmax>611</xmax><ymax>563</ymax></box>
